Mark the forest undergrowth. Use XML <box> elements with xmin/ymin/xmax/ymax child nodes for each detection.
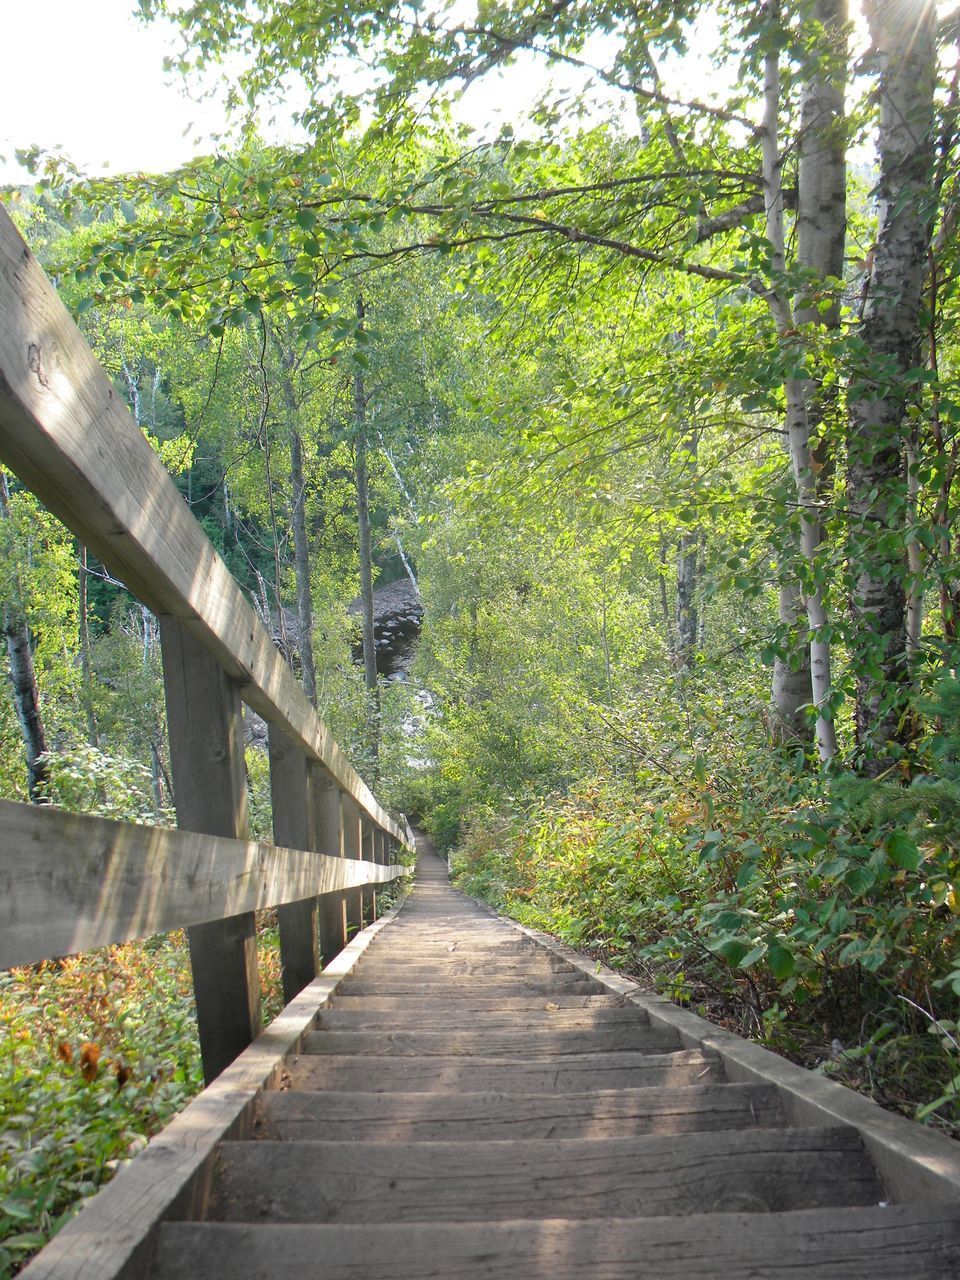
<box><xmin>0</xmin><ymin>920</ymin><xmax>285</xmax><ymax>1276</ymax></box>
<box><xmin>447</xmin><ymin>679</ymin><xmax>960</xmax><ymax>1141</ymax></box>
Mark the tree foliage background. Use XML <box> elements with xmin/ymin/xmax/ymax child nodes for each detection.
<box><xmin>4</xmin><ymin>0</ymin><xmax>960</xmax><ymax>1266</ymax></box>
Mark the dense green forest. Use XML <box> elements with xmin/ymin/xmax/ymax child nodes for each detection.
<box><xmin>4</xmin><ymin>0</ymin><xmax>960</xmax><ymax>1266</ymax></box>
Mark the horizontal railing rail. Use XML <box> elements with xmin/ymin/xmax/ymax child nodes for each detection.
<box><xmin>0</xmin><ymin>202</ymin><xmax>414</xmax><ymax>1081</ymax></box>
<box><xmin>0</xmin><ymin>204</ymin><xmax>397</xmax><ymax>838</ymax></box>
<box><xmin>0</xmin><ymin>798</ymin><xmax>410</xmax><ymax>970</ymax></box>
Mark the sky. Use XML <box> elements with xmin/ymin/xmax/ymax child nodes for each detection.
<box><xmin>0</xmin><ymin>0</ymin><xmax>641</xmax><ymax>186</ymax></box>
<box><xmin>0</xmin><ymin>0</ymin><xmax>876</xmax><ymax>188</ymax></box>
<box><xmin>0</xmin><ymin>0</ymin><xmax>217</xmax><ymax>184</ymax></box>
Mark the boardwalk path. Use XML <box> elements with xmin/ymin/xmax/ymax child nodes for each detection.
<box><xmin>151</xmin><ymin>843</ymin><xmax>960</xmax><ymax>1278</ymax></box>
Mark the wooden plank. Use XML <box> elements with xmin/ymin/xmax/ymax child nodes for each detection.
<box><xmin>151</xmin><ymin>1206</ymin><xmax>960</xmax><ymax>1280</ymax></box>
<box><xmin>299</xmin><ymin>1026</ymin><xmax>682</xmax><ymax>1057</ymax></box>
<box><xmin>160</xmin><ymin>615</ymin><xmax>260</xmax><ymax>1084</ymax></box>
<box><xmin>493</xmin><ymin>899</ymin><xmax>960</xmax><ymax>1204</ymax></box>
<box><xmin>314</xmin><ymin>1006</ymin><xmax>649</xmax><ymax>1031</ymax></box>
<box><xmin>0</xmin><ymin>205</ymin><xmax>403</xmax><ymax>843</ymax></box>
<box><xmin>268</xmin><ymin>726</ymin><xmax>319</xmax><ymax>1005</ymax></box>
<box><xmin>315</xmin><ymin>773</ymin><xmax>348</xmax><ymax>967</ymax></box>
<box><xmin>0</xmin><ymin>798</ymin><xmax>405</xmax><ymax>970</ymax></box>
<box><xmin>353</xmin><ymin>959</ymin><xmax>578</xmax><ymax>976</ymax></box>
<box><xmin>286</xmin><ymin>1048</ymin><xmax>724</xmax><ymax>1093</ymax></box>
<box><xmin>328</xmin><ymin>994</ymin><xmax>628</xmax><ymax>1012</ymax></box>
<box><xmin>211</xmin><ymin>1128</ymin><xmax>883</xmax><ymax>1223</ymax></box>
<box><xmin>17</xmin><ymin>908</ymin><xmax>401</xmax><ymax>1280</ymax></box>
<box><xmin>256</xmin><ymin>1082</ymin><xmax>786</xmax><ymax>1141</ymax></box>
<box><xmin>335</xmin><ymin>977</ymin><xmax>608</xmax><ymax>996</ymax></box>
<box><xmin>360</xmin><ymin>816</ymin><xmax>376</xmax><ymax>924</ymax></box>
<box><xmin>341</xmin><ymin>795</ymin><xmax>364</xmax><ymax>939</ymax></box>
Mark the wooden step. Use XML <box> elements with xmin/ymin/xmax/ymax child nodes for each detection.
<box><xmin>298</xmin><ymin>1025</ymin><xmax>681</xmax><ymax>1057</ymax></box>
<box><xmin>256</xmin><ymin>1083</ymin><xmax>787</xmax><ymax>1141</ymax></box>
<box><xmin>328</xmin><ymin>993</ymin><xmax>629</xmax><ymax>1012</ymax></box>
<box><xmin>152</xmin><ymin>1205</ymin><xmax>960</xmax><ymax>1279</ymax></box>
<box><xmin>363</xmin><ymin>946</ymin><xmax>549</xmax><ymax>960</ymax></box>
<box><xmin>209</xmin><ymin>1128</ymin><xmax>883</xmax><ymax>1224</ymax></box>
<box><xmin>368</xmin><ymin>936</ymin><xmax>537</xmax><ymax>947</ymax></box>
<box><xmin>353</xmin><ymin>958</ymin><xmax>578</xmax><ymax>976</ymax></box>
<box><xmin>336</xmin><ymin>976</ymin><xmax>607</xmax><ymax>996</ymax></box>
<box><xmin>314</xmin><ymin>1005</ymin><xmax>649</xmax><ymax>1031</ymax></box>
<box><xmin>286</xmin><ymin>1048</ymin><xmax>725</xmax><ymax>1092</ymax></box>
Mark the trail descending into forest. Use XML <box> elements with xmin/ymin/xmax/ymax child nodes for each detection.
<box><xmin>104</xmin><ymin>842</ymin><xmax>960</xmax><ymax>1280</ymax></box>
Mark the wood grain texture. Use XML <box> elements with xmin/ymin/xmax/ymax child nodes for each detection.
<box><xmin>211</xmin><ymin>1129</ymin><xmax>883</xmax><ymax>1223</ymax></box>
<box><xmin>298</xmin><ymin>1026</ymin><xmax>682</xmax><ymax>1057</ymax></box>
<box><xmin>327</xmin><ymin>994</ymin><xmax>629</xmax><ymax>1012</ymax></box>
<box><xmin>268</xmin><ymin>726</ymin><xmax>320</xmax><ymax>1005</ymax></box>
<box><xmin>16</xmin><ymin>908</ymin><xmax>401</xmax><ymax>1280</ymax></box>
<box><xmin>353</xmin><ymin>958</ymin><xmax>578</xmax><ymax>976</ymax></box>
<box><xmin>162</xmin><ymin>615</ymin><xmax>261</xmax><ymax>1083</ymax></box>
<box><xmin>490</xmin><ymin>886</ymin><xmax>960</xmax><ymax>1204</ymax></box>
<box><xmin>313</xmin><ymin>1006</ymin><xmax>649</xmax><ymax>1030</ymax></box>
<box><xmin>314</xmin><ymin>773</ymin><xmax>348</xmax><ymax>966</ymax></box>
<box><xmin>0</xmin><ymin>206</ymin><xmax>402</xmax><ymax>841</ymax></box>
<box><xmin>336</xmin><ymin>976</ymin><xmax>607</xmax><ymax>996</ymax></box>
<box><xmin>0</xmin><ymin>798</ymin><xmax>406</xmax><ymax>969</ymax></box>
<box><xmin>152</xmin><ymin>1207</ymin><xmax>960</xmax><ymax>1280</ymax></box>
<box><xmin>286</xmin><ymin>1048</ymin><xmax>724</xmax><ymax>1093</ymax></box>
<box><xmin>255</xmin><ymin>1083</ymin><xmax>786</xmax><ymax>1142</ymax></box>
<box><xmin>341</xmin><ymin>795</ymin><xmax>364</xmax><ymax>939</ymax></box>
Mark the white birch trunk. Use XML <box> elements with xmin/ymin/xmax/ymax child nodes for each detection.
<box><xmin>849</xmin><ymin>0</ymin><xmax>936</xmax><ymax>769</ymax></box>
<box><xmin>765</xmin><ymin>0</ymin><xmax>846</xmax><ymax>761</ymax></box>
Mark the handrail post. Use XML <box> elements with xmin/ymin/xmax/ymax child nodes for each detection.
<box><xmin>364</xmin><ymin>820</ymin><xmax>378</xmax><ymax>922</ymax></box>
<box><xmin>268</xmin><ymin>727</ymin><xmax>320</xmax><ymax>1004</ymax></box>
<box><xmin>360</xmin><ymin>816</ymin><xmax>375</xmax><ymax>924</ymax></box>
<box><xmin>341</xmin><ymin>794</ymin><xmax>364</xmax><ymax>938</ymax></box>
<box><xmin>374</xmin><ymin>827</ymin><xmax>389</xmax><ymax>917</ymax></box>
<box><xmin>316</xmin><ymin>776</ymin><xmax>348</xmax><ymax>966</ymax></box>
<box><xmin>159</xmin><ymin>615</ymin><xmax>261</xmax><ymax>1084</ymax></box>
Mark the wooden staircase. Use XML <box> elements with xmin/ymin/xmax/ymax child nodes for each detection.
<box><xmin>148</xmin><ymin>845</ymin><xmax>960</xmax><ymax>1279</ymax></box>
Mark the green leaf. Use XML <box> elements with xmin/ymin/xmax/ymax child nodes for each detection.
<box><xmin>843</xmin><ymin>866</ymin><xmax>876</xmax><ymax>894</ymax></box>
<box><xmin>738</xmin><ymin>942</ymin><xmax>767</xmax><ymax>969</ymax></box>
<box><xmin>885</xmin><ymin>830</ymin><xmax>922</xmax><ymax>871</ymax></box>
<box><xmin>4</xmin><ymin>1233</ymin><xmax>49</xmax><ymax>1252</ymax></box>
<box><xmin>712</xmin><ymin>937</ymin><xmax>749</xmax><ymax>965</ymax></box>
<box><xmin>1</xmin><ymin>1198</ymin><xmax>35</xmax><ymax>1221</ymax></box>
<box><xmin>766</xmin><ymin>942</ymin><xmax>795</xmax><ymax>980</ymax></box>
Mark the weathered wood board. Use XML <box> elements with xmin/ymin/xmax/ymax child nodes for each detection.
<box><xmin>298</xmin><ymin>1026</ymin><xmax>682</xmax><ymax>1057</ymax></box>
<box><xmin>286</xmin><ymin>1048</ymin><xmax>724</xmax><ymax>1093</ymax></box>
<box><xmin>256</xmin><ymin>1083</ymin><xmax>786</xmax><ymax>1141</ymax></box>
<box><xmin>0</xmin><ymin>204</ymin><xmax>402</xmax><ymax>841</ymax></box>
<box><xmin>152</xmin><ymin>1207</ymin><xmax>960</xmax><ymax>1280</ymax></box>
<box><xmin>0</xmin><ymin>797</ymin><xmax>406</xmax><ymax>968</ymax></box>
<box><xmin>211</xmin><ymin>1129</ymin><xmax>882</xmax><ymax>1222</ymax></box>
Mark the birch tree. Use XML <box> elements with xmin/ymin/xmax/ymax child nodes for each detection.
<box><xmin>764</xmin><ymin>0</ymin><xmax>847</xmax><ymax>761</ymax></box>
<box><xmin>848</xmin><ymin>0</ymin><xmax>937</xmax><ymax>770</ymax></box>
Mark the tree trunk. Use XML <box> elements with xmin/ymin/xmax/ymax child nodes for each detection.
<box><xmin>764</xmin><ymin>0</ymin><xmax>846</xmax><ymax>761</ymax></box>
<box><xmin>771</xmin><ymin>581</ymin><xmax>813</xmax><ymax>742</ymax></box>
<box><xmin>279</xmin><ymin>350</ymin><xmax>318</xmax><ymax>706</ymax></box>
<box><xmin>0</xmin><ymin>472</ymin><xmax>48</xmax><ymax>801</ymax></box>
<box><xmin>849</xmin><ymin>0</ymin><xmax>936</xmax><ymax>771</ymax></box>
<box><xmin>675</xmin><ymin>428</ymin><xmax>699</xmax><ymax>669</ymax></box>
<box><xmin>676</xmin><ymin>534</ymin><xmax>699</xmax><ymax>667</ymax></box>
<box><xmin>78</xmin><ymin>541</ymin><xmax>99</xmax><ymax>749</ymax></box>
<box><xmin>354</xmin><ymin>295</ymin><xmax>380</xmax><ymax>776</ymax></box>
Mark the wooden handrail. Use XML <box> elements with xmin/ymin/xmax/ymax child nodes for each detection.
<box><xmin>0</xmin><ymin>201</ymin><xmax>412</xmax><ymax>1078</ymax></box>
<box><xmin>0</xmin><ymin>203</ymin><xmax>400</xmax><ymax>841</ymax></box>
<box><xmin>0</xmin><ymin>797</ymin><xmax>409</xmax><ymax>970</ymax></box>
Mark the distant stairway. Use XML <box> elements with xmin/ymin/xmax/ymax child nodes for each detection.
<box><xmin>153</xmin><ymin>845</ymin><xmax>960</xmax><ymax>1279</ymax></box>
